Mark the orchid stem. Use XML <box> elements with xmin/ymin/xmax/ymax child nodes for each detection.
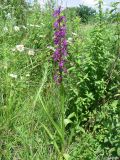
<box><xmin>60</xmin><ymin>83</ymin><xmax>65</xmax><ymax>157</ymax></box>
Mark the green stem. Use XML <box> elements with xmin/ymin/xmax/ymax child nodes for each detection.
<box><xmin>60</xmin><ymin>83</ymin><xmax>65</xmax><ymax>157</ymax></box>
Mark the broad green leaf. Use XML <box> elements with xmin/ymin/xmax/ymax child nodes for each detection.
<box><xmin>64</xmin><ymin>119</ymin><xmax>73</xmax><ymax>127</ymax></box>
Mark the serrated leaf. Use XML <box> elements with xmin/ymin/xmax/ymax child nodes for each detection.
<box><xmin>71</xmin><ymin>87</ymin><xmax>79</xmax><ymax>96</ymax></box>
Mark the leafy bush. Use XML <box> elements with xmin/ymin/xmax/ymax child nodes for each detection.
<box><xmin>77</xmin><ymin>5</ymin><xmax>96</xmax><ymax>23</ymax></box>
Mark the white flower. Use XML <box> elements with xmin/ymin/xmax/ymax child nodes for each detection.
<box><xmin>16</xmin><ymin>45</ymin><xmax>25</xmax><ymax>52</ymax></box>
<box><xmin>3</xmin><ymin>26</ymin><xmax>8</xmax><ymax>32</ymax></box>
<box><xmin>14</xmin><ymin>26</ymin><xmax>20</xmax><ymax>32</ymax></box>
<box><xmin>28</xmin><ymin>49</ymin><xmax>35</xmax><ymax>56</ymax></box>
<box><xmin>47</xmin><ymin>46</ymin><xmax>55</xmax><ymax>51</ymax></box>
<box><xmin>9</xmin><ymin>73</ymin><xmax>17</xmax><ymax>79</ymax></box>
<box><xmin>6</xmin><ymin>13</ymin><xmax>11</xmax><ymax>19</ymax></box>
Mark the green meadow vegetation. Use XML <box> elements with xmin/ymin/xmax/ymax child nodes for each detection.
<box><xmin>0</xmin><ymin>0</ymin><xmax>120</xmax><ymax>159</ymax></box>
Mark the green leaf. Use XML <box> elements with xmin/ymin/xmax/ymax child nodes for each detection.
<box><xmin>64</xmin><ymin>119</ymin><xmax>73</xmax><ymax>127</ymax></box>
<box><xmin>39</xmin><ymin>96</ymin><xmax>63</xmax><ymax>141</ymax></box>
<box><xmin>68</xmin><ymin>66</ymin><xmax>76</xmax><ymax>72</ymax></box>
<box><xmin>41</xmin><ymin>123</ymin><xmax>60</xmax><ymax>153</ymax></box>
<box><xmin>108</xmin><ymin>147</ymin><xmax>116</xmax><ymax>154</ymax></box>
<box><xmin>76</xmin><ymin>126</ymin><xmax>85</xmax><ymax>133</ymax></box>
<box><xmin>111</xmin><ymin>100</ymin><xmax>118</xmax><ymax>107</ymax></box>
<box><xmin>67</xmin><ymin>112</ymin><xmax>76</xmax><ymax>119</ymax></box>
<box><xmin>71</xmin><ymin>87</ymin><xmax>79</xmax><ymax>96</ymax></box>
<box><xmin>63</xmin><ymin>153</ymin><xmax>70</xmax><ymax>160</ymax></box>
<box><xmin>117</xmin><ymin>147</ymin><xmax>120</xmax><ymax>157</ymax></box>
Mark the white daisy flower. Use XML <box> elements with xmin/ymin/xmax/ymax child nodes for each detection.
<box><xmin>16</xmin><ymin>45</ymin><xmax>25</xmax><ymax>52</ymax></box>
<box><xmin>28</xmin><ymin>49</ymin><xmax>35</xmax><ymax>56</ymax></box>
<box><xmin>14</xmin><ymin>26</ymin><xmax>20</xmax><ymax>32</ymax></box>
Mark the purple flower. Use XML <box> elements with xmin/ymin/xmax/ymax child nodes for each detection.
<box><xmin>57</xmin><ymin>16</ymin><xmax>66</xmax><ymax>23</ymax></box>
<box><xmin>62</xmin><ymin>39</ymin><xmax>67</xmax><ymax>48</ymax></box>
<box><xmin>53</xmin><ymin>7</ymin><xmax>61</xmax><ymax>17</ymax></box>
<box><xmin>53</xmin><ymin>49</ymin><xmax>61</xmax><ymax>61</ymax></box>
<box><xmin>54</xmin><ymin>37</ymin><xmax>60</xmax><ymax>45</ymax></box>
<box><xmin>60</xmin><ymin>28</ymin><xmax>66</xmax><ymax>37</ymax></box>
<box><xmin>59</xmin><ymin>60</ymin><xmax>64</xmax><ymax>68</ymax></box>
<box><xmin>53</xmin><ymin>17</ymin><xmax>65</xmax><ymax>29</ymax></box>
<box><xmin>54</xmin><ymin>21</ymin><xmax>59</xmax><ymax>28</ymax></box>
<box><xmin>53</xmin><ymin>6</ymin><xmax>67</xmax><ymax>84</ymax></box>
<box><xmin>55</xmin><ymin>30</ymin><xmax>65</xmax><ymax>38</ymax></box>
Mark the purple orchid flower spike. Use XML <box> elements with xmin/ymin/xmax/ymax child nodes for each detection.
<box><xmin>52</xmin><ymin>6</ymin><xmax>67</xmax><ymax>84</ymax></box>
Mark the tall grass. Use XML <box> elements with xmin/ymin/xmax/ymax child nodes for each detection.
<box><xmin>0</xmin><ymin>0</ymin><xmax>120</xmax><ymax>159</ymax></box>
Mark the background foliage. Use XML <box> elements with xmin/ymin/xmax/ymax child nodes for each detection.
<box><xmin>0</xmin><ymin>0</ymin><xmax>120</xmax><ymax>159</ymax></box>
